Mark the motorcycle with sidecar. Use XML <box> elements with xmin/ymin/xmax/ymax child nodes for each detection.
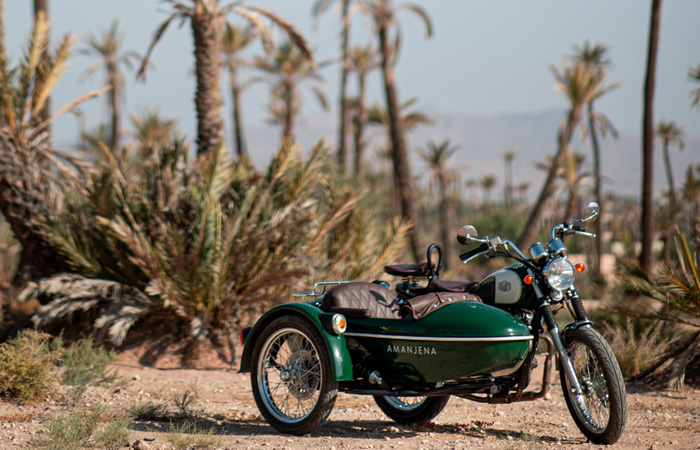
<box><xmin>239</xmin><ymin>202</ymin><xmax>627</xmax><ymax>444</ymax></box>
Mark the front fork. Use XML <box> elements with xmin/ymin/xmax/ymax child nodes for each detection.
<box><xmin>541</xmin><ymin>301</ymin><xmax>583</xmax><ymax>395</ymax></box>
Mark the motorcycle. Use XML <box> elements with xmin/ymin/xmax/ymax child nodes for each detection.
<box><xmin>239</xmin><ymin>202</ymin><xmax>627</xmax><ymax>444</ymax></box>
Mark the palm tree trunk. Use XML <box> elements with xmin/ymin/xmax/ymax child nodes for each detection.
<box><xmin>517</xmin><ymin>106</ymin><xmax>581</xmax><ymax>248</ymax></box>
<box><xmin>282</xmin><ymin>78</ymin><xmax>295</xmax><ymax>142</ymax></box>
<box><xmin>33</xmin><ymin>0</ymin><xmax>51</xmax><ymax>146</ymax></box>
<box><xmin>662</xmin><ymin>141</ymin><xmax>676</xmax><ymax>210</ymax></box>
<box><xmin>588</xmin><ymin>104</ymin><xmax>604</xmax><ymax>281</ymax></box>
<box><xmin>0</xmin><ymin>0</ymin><xmax>6</xmax><ymax>63</ymax></box>
<box><xmin>191</xmin><ymin>2</ymin><xmax>225</xmax><ymax>156</ymax></box>
<box><xmin>0</xmin><ymin>131</ymin><xmax>66</xmax><ymax>285</ymax></box>
<box><xmin>438</xmin><ymin>174</ymin><xmax>453</xmax><ymax>271</ymax></box>
<box><xmin>228</xmin><ymin>61</ymin><xmax>247</xmax><ymax>158</ymax></box>
<box><xmin>640</xmin><ymin>0</ymin><xmax>663</xmax><ymax>274</ymax></box>
<box><xmin>353</xmin><ymin>72</ymin><xmax>367</xmax><ymax>176</ymax></box>
<box><xmin>336</xmin><ymin>0</ymin><xmax>350</xmax><ymax>172</ymax></box>
<box><xmin>108</xmin><ymin>61</ymin><xmax>121</xmax><ymax>158</ymax></box>
<box><xmin>378</xmin><ymin>19</ymin><xmax>422</xmax><ymax>262</ymax></box>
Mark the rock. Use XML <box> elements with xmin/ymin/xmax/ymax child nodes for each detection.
<box><xmin>133</xmin><ymin>375</ymin><xmax>141</xmax><ymax>381</ymax></box>
<box><xmin>131</xmin><ymin>439</ymin><xmax>150</xmax><ymax>450</ymax></box>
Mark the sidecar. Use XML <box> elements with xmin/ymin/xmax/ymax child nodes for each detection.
<box><xmin>239</xmin><ymin>280</ymin><xmax>535</xmax><ymax>435</ymax></box>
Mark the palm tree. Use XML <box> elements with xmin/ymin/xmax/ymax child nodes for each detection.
<box><xmin>253</xmin><ymin>42</ymin><xmax>328</xmax><ymax>142</ymax></box>
<box><xmin>222</xmin><ymin>24</ymin><xmax>254</xmax><ymax>158</ymax></box>
<box><xmin>689</xmin><ymin>63</ymin><xmax>700</xmax><ymax>110</ymax></box>
<box><xmin>367</xmin><ymin>98</ymin><xmax>431</xmax><ymax>216</ymax></box>
<box><xmin>138</xmin><ymin>0</ymin><xmax>313</xmax><ymax>156</ymax></box>
<box><xmin>312</xmin><ymin>0</ymin><xmax>354</xmax><ymax>172</ymax></box>
<box><xmin>130</xmin><ymin>109</ymin><xmax>178</xmax><ymax>149</ymax></box>
<box><xmin>80</xmin><ymin>21</ymin><xmax>140</xmax><ymax>158</ymax></box>
<box><xmin>348</xmin><ymin>44</ymin><xmax>380</xmax><ymax>176</ymax></box>
<box><xmin>572</xmin><ymin>42</ymin><xmax>619</xmax><ymax>281</ymax></box>
<box><xmin>0</xmin><ymin>14</ymin><xmax>105</xmax><ymax>284</ymax></box>
<box><xmin>562</xmin><ymin>152</ymin><xmax>590</xmax><ymax>222</ymax></box>
<box><xmin>33</xmin><ymin>0</ymin><xmax>50</xmax><ymax>143</ymax></box>
<box><xmin>518</xmin><ymin>61</ymin><xmax>607</xmax><ymax>248</ymax></box>
<box><xmin>656</xmin><ymin>121</ymin><xmax>684</xmax><ymax>210</ymax></box>
<box><xmin>419</xmin><ymin>140</ymin><xmax>459</xmax><ymax>270</ymax></box>
<box><xmin>366</xmin><ymin>0</ymin><xmax>432</xmax><ymax>262</ymax></box>
<box><xmin>0</xmin><ymin>0</ymin><xmax>6</xmax><ymax>65</ymax></box>
<box><xmin>480</xmin><ymin>175</ymin><xmax>496</xmax><ymax>214</ymax></box>
<box><xmin>502</xmin><ymin>151</ymin><xmax>515</xmax><ymax>209</ymax></box>
<box><xmin>640</xmin><ymin>0</ymin><xmax>663</xmax><ymax>274</ymax></box>
<box><xmin>516</xmin><ymin>182</ymin><xmax>530</xmax><ymax>207</ymax></box>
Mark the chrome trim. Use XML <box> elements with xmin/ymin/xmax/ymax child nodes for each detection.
<box><xmin>344</xmin><ymin>332</ymin><xmax>534</xmax><ymax>342</ymax></box>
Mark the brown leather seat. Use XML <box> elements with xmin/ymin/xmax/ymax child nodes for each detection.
<box><xmin>428</xmin><ymin>280</ymin><xmax>478</xmax><ymax>293</ymax></box>
<box><xmin>384</xmin><ymin>262</ymin><xmax>432</xmax><ymax>277</ymax></box>
<box><xmin>321</xmin><ymin>282</ymin><xmax>402</xmax><ymax>319</ymax></box>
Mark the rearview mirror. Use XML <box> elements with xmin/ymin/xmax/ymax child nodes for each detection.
<box><xmin>457</xmin><ymin>225</ymin><xmax>478</xmax><ymax>245</ymax></box>
<box><xmin>571</xmin><ymin>201</ymin><xmax>600</xmax><ymax>223</ymax></box>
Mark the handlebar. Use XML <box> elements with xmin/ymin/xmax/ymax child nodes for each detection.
<box><xmin>550</xmin><ymin>223</ymin><xmax>597</xmax><ymax>240</ymax></box>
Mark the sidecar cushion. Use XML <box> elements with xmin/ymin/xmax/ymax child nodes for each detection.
<box><xmin>401</xmin><ymin>291</ymin><xmax>482</xmax><ymax>320</ymax></box>
<box><xmin>321</xmin><ymin>282</ymin><xmax>402</xmax><ymax>319</ymax></box>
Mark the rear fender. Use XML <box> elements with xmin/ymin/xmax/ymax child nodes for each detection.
<box><xmin>238</xmin><ymin>303</ymin><xmax>354</xmax><ymax>381</ymax></box>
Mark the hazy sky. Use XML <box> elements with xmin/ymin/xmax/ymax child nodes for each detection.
<box><xmin>5</xmin><ymin>0</ymin><xmax>700</xmax><ymax>153</ymax></box>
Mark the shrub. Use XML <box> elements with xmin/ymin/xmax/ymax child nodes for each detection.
<box><xmin>172</xmin><ymin>380</ymin><xmax>199</xmax><ymax>417</ymax></box>
<box><xmin>36</xmin><ymin>407</ymin><xmax>131</xmax><ymax>450</ymax></box>
<box><xmin>53</xmin><ymin>335</ymin><xmax>119</xmax><ymax>403</ymax></box>
<box><xmin>18</xmin><ymin>140</ymin><xmax>407</xmax><ymax>359</ymax></box>
<box><xmin>166</xmin><ymin>421</ymin><xmax>220</xmax><ymax>450</ymax></box>
<box><xmin>0</xmin><ymin>329</ymin><xmax>61</xmax><ymax>402</ymax></box>
<box><xmin>127</xmin><ymin>399</ymin><xmax>169</xmax><ymax>420</ymax></box>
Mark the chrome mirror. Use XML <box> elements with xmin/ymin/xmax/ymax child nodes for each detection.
<box><xmin>571</xmin><ymin>201</ymin><xmax>600</xmax><ymax>223</ymax></box>
<box><xmin>457</xmin><ymin>225</ymin><xmax>478</xmax><ymax>245</ymax></box>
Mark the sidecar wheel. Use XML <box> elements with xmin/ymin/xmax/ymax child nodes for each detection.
<box><xmin>559</xmin><ymin>327</ymin><xmax>627</xmax><ymax>444</ymax></box>
<box><xmin>251</xmin><ymin>315</ymin><xmax>338</xmax><ymax>435</ymax></box>
<box><xmin>373</xmin><ymin>395</ymin><xmax>449</xmax><ymax>425</ymax></box>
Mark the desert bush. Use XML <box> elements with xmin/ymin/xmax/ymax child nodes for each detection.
<box><xmin>166</xmin><ymin>421</ymin><xmax>220</xmax><ymax>450</ymax></box>
<box><xmin>36</xmin><ymin>407</ymin><xmax>131</xmax><ymax>450</ymax></box>
<box><xmin>600</xmin><ymin>316</ymin><xmax>674</xmax><ymax>376</ymax></box>
<box><xmin>172</xmin><ymin>380</ymin><xmax>199</xmax><ymax>417</ymax></box>
<box><xmin>53</xmin><ymin>335</ymin><xmax>119</xmax><ymax>402</ymax></box>
<box><xmin>126</xmin><ymin>399</ymin><xmax>170</xmax><ymax>420</ymax></box>
<box><xmin>15</xmin><ymin>138</ymin><xmax>406</xmax><ymax>358</ymax></box>
<box><xmin>609</xmin><ymin>224</ymin><xmax>700</xmax><ymax>388</ymax></box>
<box><xmin>0</xmin><ymin>329</ymin><xmax>61</xmax><ymax>402</ymax></box>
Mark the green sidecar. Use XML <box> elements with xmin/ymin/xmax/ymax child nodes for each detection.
<box><xmin>239</xmin><ymin>280</ymin><xmax>541</xmax><ymax>436</ymax></box>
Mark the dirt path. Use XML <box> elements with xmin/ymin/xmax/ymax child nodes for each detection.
<box><xmin>0</xmin><ymin>359</ymin><xmax>699</xmax><ymax>449</ymax></box>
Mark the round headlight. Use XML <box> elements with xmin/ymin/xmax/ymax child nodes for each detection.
<box><xmin>332</xmin><ymin>314</ymin><xmax>347</xmax><ymax>334</ymax></box>
<box><xmin>545</xmin><ymin>258</ymin><xmax>575</xmax><ymax>291</ymax></box>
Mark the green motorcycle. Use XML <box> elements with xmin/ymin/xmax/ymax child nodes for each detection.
<box><xmin>239</xmin><ymin>202</ymin><xmax>626</xmax><ymax>444</ymax></box>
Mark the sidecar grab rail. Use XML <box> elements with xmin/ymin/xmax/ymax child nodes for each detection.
<box><xmin>292</xmin><ymin>281</ymin><xmax>354</xmax><ymax>299</ymax></box>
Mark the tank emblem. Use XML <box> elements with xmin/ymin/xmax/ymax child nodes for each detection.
<box><xmin>498</xmin><ymin>280</ymin><xmax>511</xmax><ymax>292</ymax></box>
<box><xmin>386</xmin><ymin>344</ymin><xmax>437</xmax><ymax>355</ymax></box>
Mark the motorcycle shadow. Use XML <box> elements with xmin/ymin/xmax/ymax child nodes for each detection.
<box><xmin>130</xmin><ymin>417</ymin><xmax>580</xmax><ymax>444</ymax></box>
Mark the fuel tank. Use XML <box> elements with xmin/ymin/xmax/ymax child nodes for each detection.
<box><xmin>474</xmin><ymin>263</ymin><xmax>537</xmax><ymax>308</ymax></box>
<box><xmin>344</xmin><ymin>301</ymin><xmax>532</xmax><ymax>384</ymax></box>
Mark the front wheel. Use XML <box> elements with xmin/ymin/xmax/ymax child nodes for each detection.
<box><xmin>373</xmin><ymin>395</ymin><xmax>449</xmax><ymax>424</ymax></box>
<box><xmin>559</xmin><ymin>327</ymin><xmax>626</xmax><ymax>444</ymax></box>
<box><xmin>251</xmin><ymin>315</ymin><xmax>338</xmax><ymax>435</ymax></box>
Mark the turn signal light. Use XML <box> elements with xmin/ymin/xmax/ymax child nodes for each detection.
<box><xmin>524</xmin><ymin>275</ymin><xmax>534</xmax><ymax>285</ymax></box>
<box><xmin>575</xmin><ymin>263</ymin><xmax>586</xmax><ymax>273</ymax></box>
<box><xmin>332</xmin><ymin>314</ymin><xmax>347</xmax><ymax>334</ymax></box>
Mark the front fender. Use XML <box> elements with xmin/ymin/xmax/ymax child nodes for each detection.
<box><xmin>238</xmin><ymin>302</ymin><xmax>354</xmax><ymax>381</ymax></box>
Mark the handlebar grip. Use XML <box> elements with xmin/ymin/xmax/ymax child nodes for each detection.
<box><xmin>459</xmin><ymin>243</ymin><xmax>489</xmax><ymax>262</ymax></box>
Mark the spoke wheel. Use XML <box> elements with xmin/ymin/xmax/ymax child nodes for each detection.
<box><xmin>251</xmin><ymin>315</ymin><xmax>338</xmax><ymax>435</ymax></box>
<box><xmin>374</xmin><ymin>395</ymin><xmax>449</xmax><ymax>424</ymax></box>
<box><xmin>560</xmin><ymin>327</ymin><xmax>626</xmax><ymax>444</ymax></box>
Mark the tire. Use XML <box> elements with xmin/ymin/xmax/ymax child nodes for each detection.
<box><xmin>251</xmin><ymin>315</ymin><xmax>338</xmax><ymax>435</ymax></box>
<box><xmin>373</xmin><ymin>395</ymin><xmax>449</xmax><ymax>425</ymax></box>
<box><xmin>559</xmin><ymin>327</ymin><xmax>627</xmax><ymax>444</ymax></box>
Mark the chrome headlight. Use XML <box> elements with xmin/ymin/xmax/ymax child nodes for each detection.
<box><xmin>545</xmin><ymin>258</ymin><xmax>575</xmax><ymax>291</ymax></box>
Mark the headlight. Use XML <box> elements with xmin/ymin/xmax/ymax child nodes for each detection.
<box><xmin>545</xmin><ymin>258</ymin><xmax>575</xmax><ymax>291</ymax></box>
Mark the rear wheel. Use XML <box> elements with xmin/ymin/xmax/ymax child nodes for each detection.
<box><xmin>559</xmin><ymin>327</ymin><xmax>626</xmax><ymax>444</ymax></box>
<box><xmin>251</xmin><ymin>315</ymin><xmax>338</xmax><ymax>435</ymax></box>
<box><xmin>373</xmin><ymin>395</ymin><xmax>449</xmax><ymax>424</ymax></box>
